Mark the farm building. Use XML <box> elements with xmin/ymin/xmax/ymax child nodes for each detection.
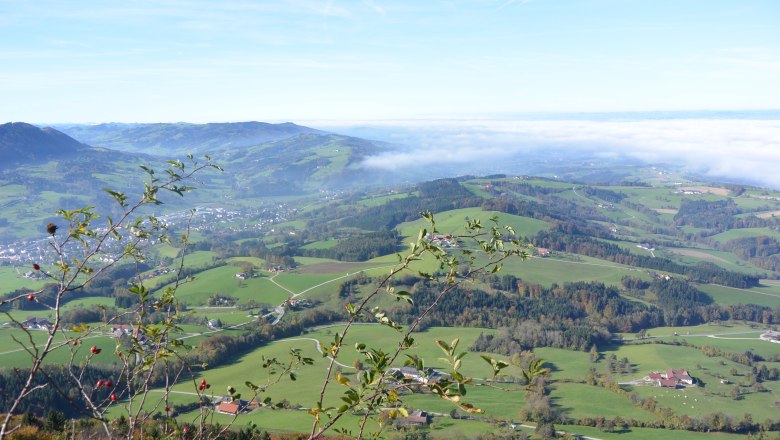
<box><xmin>649</xmin><ymin>369</ymin><xmax>694</xmax><ymax>388</ymax></box>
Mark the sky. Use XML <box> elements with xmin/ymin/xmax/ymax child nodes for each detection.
<box><xmin>1</xmin><ymin>0</ymin><xmax>779</xmax><ymax>123</ymax></box>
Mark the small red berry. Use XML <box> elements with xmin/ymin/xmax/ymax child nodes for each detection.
<box><xmin>104</xmin><ymin>380</ymin><xmax>112</xmax><ymax>387</ymax></box>
<box><xmin>165</xmin><ymin>406</ymin><xmax>171</xmax><ymax>412</ymax></box>
<box><xmin>73</xmin><ymin>340</ymin><xmax>78</xmax><ymax>346</ymax></box>
<box><xmin>110</xmin><ymin>393</ymin><xmax>117</xmax><ymax>401</ymax></box>
<box><xmin>32</xmin><ymin>264</ymin><xmax>40</xmax><ymax>271</ymax></box>
<box><xmin>96</xmin><ymin>380</ymin><xmax>104</xmax><ymax>387</ymax></box>
<box><xmin>90</xmin><ymin>345</ymin><xmax>101</xmax><ymax>354</ymax></box>
<box><xmin>183</xmin><ymin>427</ymin><xmax>189</xmax><ymax>434</ymax></box>
<box><xmin>27</xmin><ymin>294</ymin><xmax>35</xmax><ymax>301</ymax></box>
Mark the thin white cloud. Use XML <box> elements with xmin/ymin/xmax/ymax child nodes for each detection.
<box><xmin>352</xmin><ymin>118</ymin><xmax>780</xmax><ymax>188</ymax></box>
<box><xmin>496</xmin><ymin>0</ymin><xmax>531</xmax><ymax>11</ymax></box>
<box><xmin>362</xmin><ymin>0</ymin><xmax>386</xmax><ymax>16</ymax></box>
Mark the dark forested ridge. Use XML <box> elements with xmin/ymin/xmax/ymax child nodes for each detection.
<box><xmin>0</xmin><ymin>122</ymin><xmax>88</xmax><ymax>166</ymax></box>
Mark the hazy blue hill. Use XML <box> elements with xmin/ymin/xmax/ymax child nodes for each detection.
<box><xmin>216</xmin><ymin>133</ymin><xmax>396</xmax><ymax>195</ymax></box>
<box><xmin>0</xmin><ymin>122</ymin><xmax>88</xmax><ymax>166</ymax></box>
<box><xmin>55</xmin><ymin>121</ymin><xmax>326</xmax><ymax>155</ymax></box>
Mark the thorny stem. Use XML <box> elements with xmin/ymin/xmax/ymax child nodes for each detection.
<box><xmin>0</xmin><ymin>159</ymin><xmax>218</xmax><ymax>439</ymax></box>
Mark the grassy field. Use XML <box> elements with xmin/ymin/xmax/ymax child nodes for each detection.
<box><xmin>598</xmin><ymin>340</ymin><xmax>780</xmax><ymax>421</ymax></box>
<box><xmin>158</xmin><ymin>265</ymin><xmax>290</xmax><ymax>306</ymax></box>
<box><xmin>661</xmin><ymin>247</ymin><xmax>765</xmax><ymax>275</ymax></box>
<box><xmin>0</xmin><ymin>267</ymin><xmax>50</xmax><ymax>295</ymax></box>
<box><xmin>357</xmin><ymin>192</ymin><xmax>415</xmax><ymax>207</ymax></box>
<box><xmin>710</xmin><ymin>227</ymin><xmax>780</xmax><ymax>244</ymax></box>
<box><xmin>396</xmin><ymin>207</ymin><xmax>551</xmax><ymax>240</ymax></box>
<box><xmin>300</xmin><ymin>239</ymin><xmax>338</xmax><ymax>250</ymax></box>
<box><xmin>648</xmin><ymin>331</ymin><xmax>780</xmax><ymax>361</ymax></box>
<box><xmin>0</xmin><ymin>327</ymin><xmax>119</xmax><ymax>368</ymax></box>
<box><xmin>532</xmin><ymin>347</ymin><xmax>593</xmax><ymax>381</ymax></box>
<box><xmin>557</xmin><ymin>424</ymin><xmax>752</xmax><ymax>440</ymax></box>
<box><xmin>500</xmin><ymin>253</ymin><xmax>644</xmax><ymax>287</ymax></box>
<box><xmin>697</xmin><ymin>283</ymin><xmax>780</xmax><ymax>308</ymax></box>
<box><xmin>551</xmin><ymin>382</ymin><xmax>655</xmax><ymax>421</ymax></box>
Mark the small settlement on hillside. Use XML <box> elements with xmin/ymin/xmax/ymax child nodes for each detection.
<box><xmin>647</xmin><ymin>369</ymin><xmax>694</xmax><ymax>388</ymax></box>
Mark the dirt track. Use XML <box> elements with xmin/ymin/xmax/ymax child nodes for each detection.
<box><xmin>756</xmin><ymin>210</ymin><xmax>780</xmax><ymax>219</ymax></box>
<box><xmin>667</xmin><ymin>248</ymin><xmax>732</xmax><ymax>265</ymax></box>
<box><xmin>680</xmin><ymin>186</ymin><xmax>730</xmax><ymax>196</ymax></box>
<box><xmin>295</xmin><ymin>262</ymin><xmax>382</xmax><ymax>274</ymax></box>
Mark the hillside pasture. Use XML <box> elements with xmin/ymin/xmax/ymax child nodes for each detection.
<box><xmin>294</xmin><ymin>261</ymin><xmax>385</xmax><ymax>275</ymax></box>
<box><xmin>299</xmin><ymin>239</ymin><xmax>338</xmax><ymax>250</ymax></box>
<box><xmin>0</xmin><ymin>267</ymin><xmax>50</xmax><ymax>295</ymax></box>
<box><xmin>662</xmin><ymin>247</ymin><xmax>765</xmax><ymax>274</ymax></box>
<box><xmin>0</xmin><ymin>328</ymin><xmax>118</xmax><ymax>368</ymax></box>
<box><xmin>396</xmin><ymin>207</ymin><xmax>551</xmax><ymax>240</ymax></box>
<box><xmin>158</xmin><ymin>265</ymin><xmax>289</xmax><ymax>306</ymax></box>
<box><xmin>557</xmin><ymin>424</ymin><xmax>752</xmax><ymax>440</ymax></box>
<box><xmin>551</xmin><ymin>382</ymin><xmax>655</xmax><ymax>421</ymax></box>
<box><xmin>697</xmin><ymin>283</ymin><xmax>780</xmax><ymax>308</ymax></box>
<box><xmin>500</xmin><ymin>253</ymin><xmax>644</xmax><ymax>287</ymax></box>
<box><xmin>599</xmin><ymin>340</ymin><xmax>780</xmax><ymax>421</ymax></box>
<box><xmin>357</xmin><ymin>191</ymin><xmax>414</xmax><ymax>207</ymax></box>
<box><xmin>710</xmin><ymin>227</ymin><xmax>780</xmax><ymax>243</ymax></box>
<box><xmin>679</xmin><ymin>186</ymin><xmax>730</xmax><ymax>196</ymax></box>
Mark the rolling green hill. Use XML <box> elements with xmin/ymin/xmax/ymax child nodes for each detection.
<box><xmin>55</xmin><ymin>121</ymin><xmax>325</xmax><ymax>155</ymax></box>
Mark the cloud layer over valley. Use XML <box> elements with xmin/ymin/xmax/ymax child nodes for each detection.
<box><xmin>320</xmin><ymin>116</ymin><xmax>780</xmax><ymax>189</ymax></box>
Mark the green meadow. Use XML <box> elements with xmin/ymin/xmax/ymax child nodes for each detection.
<box><xmin>0</xmin><ymin>266</ymin><xmax>50</xmax><ymax>295</ymax></box>
<box><xmin>710</xmin><ymin>227</ymin><xmax>780</xmax><ymax>243</ymax></box>
<box><xmin>396</xmin><ymin>207</ymin><xmax>551</xmax><ymax>240</ymax></box>
<box><xmin>357</xmin><ymin>192</ymin><xmax>415</xmax><ymax>207</ymax></box>
<box><xmin>697</xmin><ymin>283</ymin><xmax>780</xmax><ymax>308</ymax></box>
<box><xmin>157</xmin><ymin>265</ymin><xmax>290</xmax><ymax>306</ymax></box>
<box><xmin>500</xmin><ymin>253</ymin><xmax>644</xmax><ymax>288</ymax></box>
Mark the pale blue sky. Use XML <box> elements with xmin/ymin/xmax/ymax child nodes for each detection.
<box><xmin>1</xmin><ymin>0</ymin><xmax>778</xmax><ymax>123</ymax></box>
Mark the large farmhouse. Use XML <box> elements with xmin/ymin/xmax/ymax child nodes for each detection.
<box><xmin>648</xmin><ymin>369</ymin><xmax>694</xmax><ymax>388</ymax></box>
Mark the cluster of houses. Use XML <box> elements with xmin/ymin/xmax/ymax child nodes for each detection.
<box><xmin>761</xmin><ymin>330</ymin><xmax>780</xmax><ymax>343</ymax></box>
<box><xmin>110</xmin><ymin>324</ymin><xmax>151</xmax><ymax>345</ymax></box>
<box><xmin>425</xmin><ymin>233</ymin><xmax>457</xmax><ymax>248</ymax></box>
<box><xmin>142</xmin><ymin>267</ymin><xmax>172</xmax><ymax>279</ymax></box>
<box><xmin>0</xmin><ymin>204</ymin><xmax>297</xmax><ymax>269</ymax></box>
<box><xmin>234</xmin><ymin>272</ymin><xmax>259</xmax><ymax>280</ymax></box>
<box><xmin>386</xmin><ymin>366</ymin><xmax>448</xmax><ymax>386</ymax></box>
<box><xmin>20</xmin><ymin>316</ymin><xmax>52</xmax><ymax>330</ymax></box>
<box><xmin>283</xmin><ymin>298</ymin><xmax>311</xmax><ymax>310</ymax></box>
<box><xmin>648</xmin><ymin>369</ymin><xmax>695</xmax><ymax>388</ymax></box>
<box><xmin>209</xmin><ymin>394</ymin><xmax>431</xmax><ymax>426</ymax></box>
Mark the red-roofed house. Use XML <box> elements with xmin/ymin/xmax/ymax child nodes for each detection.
<box><xmin>217</xmin><ymin>401</ymin><xmax>240</xmax><ymax>415</ymax></box>
<box><xmin>648</xmin><ymin>372</ymin><xmax>663</xmax><ymax>380</ymax></box>
<box><xmin>659</xmin><ymin>378</ymin><xmax>679</xmax><ymax>388</ymax></box>
<box><xmin>667</xmin><ymin>369</ymin><xmax>693</xmax><ymax>385</ymax></box>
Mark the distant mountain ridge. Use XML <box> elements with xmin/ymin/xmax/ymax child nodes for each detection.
<box><xmin>0</xmin><ymin>122</ymin><xmax>88</xmax><ymax>166</ymax></box>
<box><xmin>55</xmin><ymin>121</ymin><xmax>326</xmax><ymax>155</ymax></box>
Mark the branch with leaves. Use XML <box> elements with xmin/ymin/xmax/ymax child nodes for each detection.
<box><xmin>0</xmin><ymin>156</ymin><xmax>221</xmax><ymax>439</ymax></box>
<box><xmin>304</xmin><ymin>213</ymin><xmax>544</xmax><ymax>439</ymax></box>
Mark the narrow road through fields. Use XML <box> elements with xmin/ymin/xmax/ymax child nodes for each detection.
<box><xmin>291</xmin><ymin>264</ymin><xmax>396</xmax><ymax>298</ymax></box>
<box><xmin>273</xmin><ymin>337</ymin><xmax>354</xmax><ymax>369</ymax></box>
